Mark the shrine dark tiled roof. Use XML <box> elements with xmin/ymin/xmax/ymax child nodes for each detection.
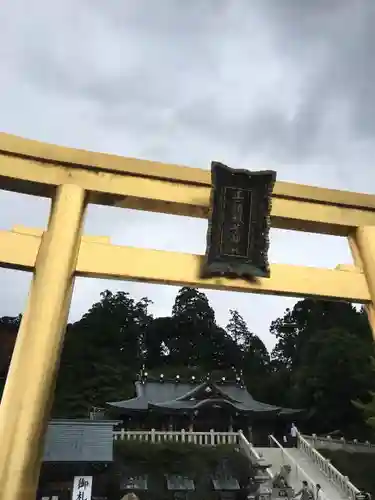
<box><xmin>107</xmin><ymin>380</ymin><xmax>301</xmax><ymax>416</ymax></box>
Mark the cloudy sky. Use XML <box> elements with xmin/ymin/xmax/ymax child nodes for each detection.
<box><xmin>1</xmin><ymin>0</ymin><xmax>374</xmax><ymax>350</ymax></box>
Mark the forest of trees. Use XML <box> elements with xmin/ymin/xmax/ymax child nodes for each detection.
<box><xmin>1</xmin><ymin>287</ymin><xmax>375</xmax><ymax>439</ymax></box>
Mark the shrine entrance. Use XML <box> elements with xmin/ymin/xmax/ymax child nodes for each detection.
<box><xmin>191</xmin><ymin>406</ymin><xmax>234</xmax><ymax>433</ymax></box>
<box><xmin>1</xmin><ymin>133</ymin><xmax>375</xmax><ymax>499</ymax></box>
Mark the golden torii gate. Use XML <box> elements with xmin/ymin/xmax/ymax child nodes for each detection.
<box><xmin>0</xmin><ymin>133</ymin><xmax>375</xmax><ymax>499</ymax></box>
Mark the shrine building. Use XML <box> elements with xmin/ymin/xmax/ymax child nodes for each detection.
<box><xmin>104</xmin><ymin>372</ymin><xmax>303</xmax><ymax>445</ymax></box>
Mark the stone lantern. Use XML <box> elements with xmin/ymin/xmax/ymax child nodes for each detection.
<box><xmin>250</xmin><ymin>455</ymin><xmax>273</xmax><ymax>500</ymax></box>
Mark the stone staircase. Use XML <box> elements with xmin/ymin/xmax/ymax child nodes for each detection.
<box><xmin>256</xmin><ymin>445</ymin><xmax>347</xmax><ymax>500</ymax></box>
<box><xmin>238</xmin><ymin>431</ymin><xmax>361</xmax><ymax>500</ymax></box>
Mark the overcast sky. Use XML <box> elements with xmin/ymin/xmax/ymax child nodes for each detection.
<box><xmin>1</xmin><ymin>0</ymin><xmax>375</xmax><ymax>350</ymax></box>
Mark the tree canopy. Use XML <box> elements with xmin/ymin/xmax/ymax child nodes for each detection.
<box><xmin>0</xmin><ymin>288</ymin><xmax>374</xmax><ymax>438</ymax></box>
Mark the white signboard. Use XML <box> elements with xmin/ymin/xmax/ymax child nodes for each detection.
<box><xmin>72</xmin><ymin>476</ymin><xmax>93</xmax><ymax>500</ymax></box>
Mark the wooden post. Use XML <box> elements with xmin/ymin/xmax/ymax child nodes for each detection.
<box><xmin>0</xmin><ymin>184</ymin><xmax>87</xmax><ymax>500</ymax></box>
<box><xmin>0</xmin><ymin>277</ymin><xmax>37</xmax><ymax>486</ymax></box>
<box><xmin>349</xmin><ymin>228</ymin><xmax>375</xmax><ymax>340</ymax></box>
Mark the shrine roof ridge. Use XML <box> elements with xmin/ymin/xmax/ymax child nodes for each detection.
<box><xmin>107</xmin><ymin>378</ymin><xmax>303</xmax><ymax>416</ymax></box>
<box><xmin>136</xmin><ymin>370</ymin><xmax>244</xmax><ymax>386</ymax></box>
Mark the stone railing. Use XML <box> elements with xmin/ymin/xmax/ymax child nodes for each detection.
<box><xmin>305</xmin><ymin>434</ymin><xmax>375</xmax><ymax>454</ymax></box>
<box><xmin>297</xmin><ymin>432</ymin><xmax>360</xmax><ymax>500</ymax></box>
<box><xmin>113</xmin><ymin>429</ymin><xmax>240</xmax><ymax>446</ymax></box>
<box><xmin>238</xmin><ymin>431</ymin><xmax>273</xmax><ymax>481</ymax></box>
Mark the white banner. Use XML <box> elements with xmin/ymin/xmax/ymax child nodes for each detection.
<box><xmin>72</xmin><ymin>476</ymin><xmax>93</xmax><ymax>500</ymax></box>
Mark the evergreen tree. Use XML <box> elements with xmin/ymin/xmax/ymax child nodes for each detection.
<box><xmin>0</xmin><ymin>315</ymin><xmax>21</xmax><ymax>398</ymax></box>
<box><xmin>271</xmin><ymin>300</ymin><xmax>372</xmax><ymax>371</ymax></box>
<box><xmin>270</xmin><ymin>299</ymin><xmax>374</xmax><ymax>436</ymax></box>
<box><xmin>353</xmin><ymin>358</ymin><xmax>375</xmax><ymax>431</ymax></box>
<box><xmin>226</xmin><ymin>309</ymin><xmax>270</xmax><ymax>399</ymax></box>
<box><xmin>294</xmin><ymin>327</ymin><xmax>373</xmax><ymax>436</ymax></box>
<box><xmin>226</xmin><ymin>309</ymin><xmax>251</xmax><ymax>348</ymax></box>
<box><xmin>2</xmin><ymin>289</ymin><xmax>374</xmax><ymax>439</ymax></box>
<box><xmin>53</xmin><ymin>290</ymin><xmax>153</xmax><ymax>416</ymax></box>
<box><xmin>169</xmin><ymin>287</ymin><xmax>239</xmax><ymax>370</ymax></box>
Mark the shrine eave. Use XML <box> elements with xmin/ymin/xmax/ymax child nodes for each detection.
<box><xmin>106</xmin><ymin>398</ymin><xmax>303</xmax><ymax>417</ymax></box>
<box><xmin>105</xmin><ymin>380</ymin><xmax>304</xmax><ymax>417</ymax></box>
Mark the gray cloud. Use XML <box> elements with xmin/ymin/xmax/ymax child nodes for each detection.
<box><xmin>254</xmin><ymin>0</ymin><xmax>375</xmax><ymax>152</ymax></box>
<box><xmin>0</xmin><ymin>0</ymin><xmax>372</xmax><ymax>349</ymax></box>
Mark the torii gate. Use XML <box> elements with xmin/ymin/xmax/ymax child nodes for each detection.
<box><xmin>0</xmin><ymin>133</ymin><xmax>375</xmax><ymax>499</ymax></box>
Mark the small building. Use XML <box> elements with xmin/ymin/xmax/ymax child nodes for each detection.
<box><xmin>43</xmin><ymin>419</ymin><xmax>118</xmax><ymax>463</ymax></box>
<box><xmin>38</xmin><ymin>419</ymin><xmax>119</xmax><ymax>500</ymax></box>
<box><xmin>105</xmin><ymin>373</ymin><xmax>302</xmax><ymax>445</ymax></box>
